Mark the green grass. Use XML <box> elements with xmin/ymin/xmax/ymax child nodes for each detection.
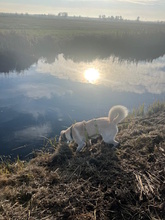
<box><xmin>147</xmin><ymin>100</ymin><xmax>165</xmax><ymax>115</ymax></box>
<box><xmin>128</xmin><ymin>101</ymin><xmax>165</xmax><ymax>119</ymax></box>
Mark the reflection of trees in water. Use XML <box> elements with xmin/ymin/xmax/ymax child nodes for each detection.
<box><xmin>0</xmin><ymin>51</ymin><xmax>37</xmax><ymax>73</ymax></box>
<box><xmin>0</xmin><ymin>24</ymin><xmax>165</xmax><ymax>72</ymax></box>
<box><xmin>0</xmin><ymin>32</ymin><xmax>37</xmax><ymax>73</ymax></box>
<box><xmin>63</xmin><ymin>33</ymin><xmax>165</xmax><ymax>62</ymax></box>
<box><xmin>0</xmin><ymin>33</ymin><xmax>62</xmax><ymax>73</ymax></box>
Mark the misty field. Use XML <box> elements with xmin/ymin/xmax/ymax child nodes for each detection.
<box><xmin>1</xmin><ymin>14</ymin><xmax>165</xmax><ymax>72</ymax></box>
<box><xmin>1</xmin><ymin>14</ymin><xmax>165</xmax><ymax>38</ymax></box>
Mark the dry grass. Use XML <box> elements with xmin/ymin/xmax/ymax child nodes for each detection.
<box><xmin>0</xmin><ymin>107</ymin><xmax>165</xmax><ymax>219</ymax></box>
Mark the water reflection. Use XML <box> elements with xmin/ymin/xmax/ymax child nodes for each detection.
<box><xmin>14</xmin><ymin>123</ymin><xmax>51</xmax><ymax>141</ymax></box>
<box><xmin>0</xmin><ymin>54</ymin><xmax>165</xmax><ymax>159</ymax></box>
<box><xmin>84</xmin><ymin>68</ymin><xmax>100</xmax><ymax>84</ymax></box>
<box><xmin>37</xmin><ymin>54</ymin><xmax>165</xmax><ymax>94</ymax></box>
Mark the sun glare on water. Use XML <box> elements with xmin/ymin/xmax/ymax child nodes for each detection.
<box><xmin>84</xmin><ymin>68</ymin><xmax>100</xmax><ymax>84</ymax></box>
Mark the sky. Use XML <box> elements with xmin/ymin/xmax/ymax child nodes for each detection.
<box><xmin>1</xmin><ymin>0</ymin><xmax>165</xmax><ymax>21</ymax></box>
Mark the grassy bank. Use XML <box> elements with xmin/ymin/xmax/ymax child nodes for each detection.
<box><xmin>0</xmin><ymin>102</ymin><xmax>164</xmax><ymax>219</ymax></box>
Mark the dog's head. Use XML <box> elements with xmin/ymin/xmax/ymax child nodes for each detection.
<box><xmin>59</xmin><ymin>130</ymin><xmax>68</xmax><ymax>143</ymax></box>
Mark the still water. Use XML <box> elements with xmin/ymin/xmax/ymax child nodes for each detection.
<box><xmin>0</xmin><ymin>54</ymin><xmax>165</xmax><ymax>158</ymax></box>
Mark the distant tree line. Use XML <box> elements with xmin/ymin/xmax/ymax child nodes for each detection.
<box><xmin>99</xmin><ymin>15</ymin><xmax>141</xmax><ymax>22</ymax></box>
<box><xmin>1</xmin><ymin>12</ymin><xmax>164</xmax><ymax>23</ymax></box>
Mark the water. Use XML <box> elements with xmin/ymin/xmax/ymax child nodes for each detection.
<box><xmin>0</xmin><ymin>54</ymin><xmax>165</xmax><ymax>158</ymax></box>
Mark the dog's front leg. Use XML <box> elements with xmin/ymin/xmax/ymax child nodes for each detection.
<box><xmin>76</xmin><ymin>141</ymin><xmax>86</xmax><ymax>152</ymax></box>
<box><xmin>111</xmin><ymin>140</ymin><xmax>120</xmax><ymax>149</ymax></box>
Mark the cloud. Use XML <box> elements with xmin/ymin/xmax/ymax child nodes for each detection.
<box><xmin>99</xmin><ymin>56</ymin><xmax>165</xmax><ymax>94</ymax></box>
<box><xmin>14</xmin><ymin>123</ymin><xmax>52</xmax><ymax>141</ymax></box>
<box><xmin>36</xmin><ymin>54</ymin><xmax>165</xmax><ymax>94</ymax></box>
<box><xmin>37</xmin><ymin>55</ymin><xmax>89</xmax><ymax>83</ymax></box>
<box><xmin>118</xmin><ymin>0</ymin><xmax>160</xmax><ymax>5</ymax></box>
<box><xmin>18</xmin><ymin>82</ymin><xmax>73</xmax><ymax>99</ymax></box>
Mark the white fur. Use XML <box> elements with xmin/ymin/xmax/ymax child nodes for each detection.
<box><xmin>59</xmin><ymin>105</ymin><xmax>128</xmax><ymax>152</ymax></box>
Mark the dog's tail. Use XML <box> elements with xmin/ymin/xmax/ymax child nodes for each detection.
<box><xmin>108</xmin><ymin>105</ymin><xmax>128</xmax><ymax>125</ymax></box>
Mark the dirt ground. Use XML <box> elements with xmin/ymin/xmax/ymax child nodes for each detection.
<box><xmin>0</xmin><ymin>109</ymin><xmax>165</xmax><ymax>219</ymax></box>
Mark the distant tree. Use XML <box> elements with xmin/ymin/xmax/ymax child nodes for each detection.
<box><xmin>99</xmin><ymin>15</ymin><xmax>106</xmax><ymax>19</ymax></box>
<box><xmin>58</xmin><ymin>12</ymin><xmax>68</xmax><ymax>17</ymax></box>
<box><xmin>119</xmin><ymin>16</ymin><xmax>123</xmax><ymax>20</ymax></box>
<box><xmin>137</xmin><ymin>16</ymin><xmax>140</xmax><ymax>21</ymax></box>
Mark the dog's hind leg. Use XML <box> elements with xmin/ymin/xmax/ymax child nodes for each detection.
<box><xmin>102</xmin><ymin>133</ymin><xmax>119</xmax><ymax>147</ymax></box>
<box><xmin>111</xmin><ymin>140</ymin><xmax>120</xmax><ymax>149</ymax></box>
<box><xmin>111</xmin><ymin>139</ymin><xmax>119</xmax><ymax>147</ymax></box>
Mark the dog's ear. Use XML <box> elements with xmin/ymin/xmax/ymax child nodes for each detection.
<box><xmin>59</xmin><ymin>130</ymin><xmax>67</xmax><ymax>142</ymax></box>
<box><xmin>60</xmin><ymin>130</ymin><xmax>65</xmax><ymax>135</ymax></box>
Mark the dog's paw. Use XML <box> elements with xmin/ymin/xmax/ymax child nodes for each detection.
<box><xmin>112</xmin><ymin>142</ymin><xmax>120</xmax><ymax>149</ymax></box>
<box><xmin>76</xmin><ymin>147</ymin><xmax>84</xmax><ymax>152</ymax></box>
<box><xmin>76</xmin><ymin>142</ymin><xmax>86</xmax><ymax>152</ymax></box>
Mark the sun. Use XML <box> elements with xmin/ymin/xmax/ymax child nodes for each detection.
<box><xmin>84</xmin><ymin>68</ymin><xmax>100</xmax><ymax>84</ymax></box>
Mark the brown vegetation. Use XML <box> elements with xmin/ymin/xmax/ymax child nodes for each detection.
<box><xmin>0</xmin><ymin>107</ymin><xmax>165</xmax><ymax>219</ymax></box>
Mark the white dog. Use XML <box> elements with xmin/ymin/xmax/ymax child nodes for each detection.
<box><xmin>59</xmin><ymin>105</ymin><xmax>128</xmax><ymax>152</ymax></box>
